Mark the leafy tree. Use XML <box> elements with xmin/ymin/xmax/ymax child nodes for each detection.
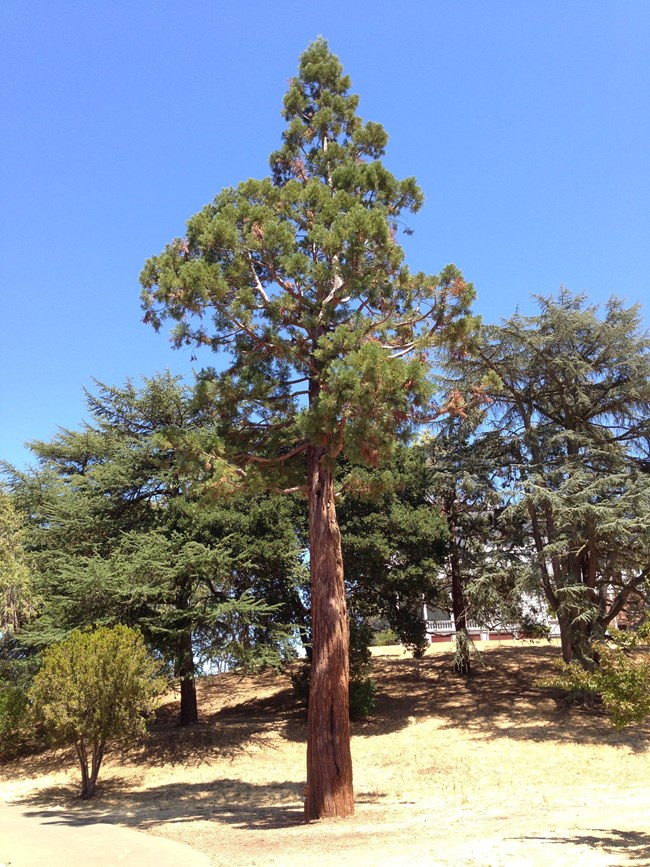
<box><xmin>418</xmin><ymin>397</ymin><xmax>534</xmax><ymax>675</ymax></box>
<box><xmin>6</xmin><ymin>375</ymin><xmax>306</xmax><ymax>725</ymax></box>
<box><xmin>29</xmin><ymin>625</ymin><xmax>165</xmax><ymax>799</ymax></box>
<box><xmin>0</xmin><ymin>491</ymin><xmax>37</xmax><ymax>751</ymax></box>
<box><xmin>140</xmin><ymin>39</ymin><xmax>474</xmax><ymax>818</ymax></box>
<box><xmin>475</xmin><ymin>291</ymin><xmax>650</xmax><ymax>667</ymax></box>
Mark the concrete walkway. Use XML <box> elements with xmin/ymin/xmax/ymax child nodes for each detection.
<box><xmin>0</xmin><ymin>801</ymin><xmax>211</xmax><ymax>867</ymax></box>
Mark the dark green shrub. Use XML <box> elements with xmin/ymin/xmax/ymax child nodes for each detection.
<box><xmin>349</xmin><ymin>676</ymin><xmax>377</xmax><ymax>720</ymax></box>
<box><xmin>290</xmin><ymin>658</ymin><xmax>311</xmax><ymax>705</ymax></box>
<box><xmin>0</xmin><ymin>684</ymin><xmax>30</xmax><ymax>755</ymax></box>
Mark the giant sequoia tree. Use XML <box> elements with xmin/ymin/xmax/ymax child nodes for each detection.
<box><xmin>141</xmin><ymin>40</ymin><xmax>474</xmax><ymax>818</ymax></box>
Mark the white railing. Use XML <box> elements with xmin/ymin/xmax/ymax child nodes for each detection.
<box><xmin>425</xmin><ymin>620</ymin><xmax>484</xmax><ymax>633</ymax></box>
<box><xmin>425</xmin><ymin>613</ymin><xmax>562</xmax><ymax>642</ymax></box>
<box><xmin>425</xmin><ymin>620</ymin><xmax>525</xmax><ymax>636</ymax></box>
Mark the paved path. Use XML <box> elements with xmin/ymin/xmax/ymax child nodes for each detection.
<box><xmin>0</xmin><ymin>801</ymin><xmax>211</xmax><ymax>867</ymax></box>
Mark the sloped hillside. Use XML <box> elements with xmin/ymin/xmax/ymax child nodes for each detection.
<box><xmin>2</xmin><ymin>643</ymin><xmax>650</xmax><ymax>866</ymax></box>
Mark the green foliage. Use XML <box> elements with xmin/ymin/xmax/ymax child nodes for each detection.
<box><xmin>347</xmin><ymin>621</ymin><xmax>376</xmax><ymax>717</ymax></box>
<box><xmin>518</xmin><ymin>613</ymin><xmax>551</xmax><ymax>640</ymax></box>
<box><xmin>349</xmin><ymin>618</ymin><xmax>373</xmax><ymax>678</ymax></box>
<box><xmin>371</xmin><ymin>626</ymin><xmax>399</xmax><ymax>646</ymax></box>
<box><xmin>30</xmin><ymin>625</ymin><xmax>165</xmax><ymax>744</ymax></box>
<box><xmin>472</xmin><ymin>291</ymin><xmax>650</xmax><ymax>666</ymax></box>
<box><xmin>349</xmin><ymin>677</ymin><xmax>377</xmax><ymax>720</ymax></box>
<box><xmin>400</xmin><ymin>625</ymin><xmax>430</xmax><ymax>660</ymax></box>
<box><xmin>0</xmin><ymin>489</ymin><xmax>36</xmax><ymax>637</ymax></box>
<box><xmin>29</xmin><ymin>625</ymin><xmax>165</xmax><ymax>798</ymax></box>
<box><xmin>338</xmin><ymin>446</ymin><xmax>448</xmax><ymax>651</ymax></box>
<box><xmin>5</xmin><ymin>374</ymin><xmax>307</xmax><ymax>722</ymax></box>
<box><xmin>0</xmin><ymin>682</ymin><xmax>31</xmax><ymax>755</ymax></box>
<box><xmin>541</xmin><ymin>625</ymin><xmax>650</xmax><ymax>728</ymax></box>
<box><xmin>420</xmin><ymin>386</ymin><xmax>533</xmax><ymax>634</ymax></box>
<box><xmin>140</xmin><ymin>37</ymin><xmax>475</xmax><ymax>485</ymax></box>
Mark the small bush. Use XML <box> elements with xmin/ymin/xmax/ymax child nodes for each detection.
<box><xmin>29</xmin><ymin>625</ymin><xmax>166</xmax><ymax>798</ymax></box>
<box><xmin>290</xmin><ymin>658</ymin><xmax>311</xmax><ymax>705</ymax></box>
<box><xmin>371</xmin><ymin>627</ymin><xmax>399</xmax><ymax>647</ymax></box>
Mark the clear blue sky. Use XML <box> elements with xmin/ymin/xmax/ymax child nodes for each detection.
<box><xmin>2</xmin><ymin>1</ymin><xmax>649</xmax><ymax>470</ymax></box>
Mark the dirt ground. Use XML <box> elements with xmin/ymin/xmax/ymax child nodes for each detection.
<box><xmin>3</xmin><ymin>641</ymin><xmax>650</xmax><ymax>866</ymax></box>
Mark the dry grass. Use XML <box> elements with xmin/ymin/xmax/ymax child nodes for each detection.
<box><xmin>3</xmin><ymin>641</ymin><xmax>650</xmax><ymax>866</ymax></box>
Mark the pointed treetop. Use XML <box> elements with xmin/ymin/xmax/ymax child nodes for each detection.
<box><xmin>141</xmin><ymin>39</ymin><xmax>476</xmax><ymax>475</ymax></box>
<box><xmin>271</xmin><ymin>38</ymin><xmax>391</xmax><ymax>189</ymax></box>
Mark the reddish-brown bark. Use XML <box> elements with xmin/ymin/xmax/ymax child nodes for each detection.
<box><xmin>304</xmin><ymin>445</ymin><xmax>354</xmax><ymax>820</ymax></box>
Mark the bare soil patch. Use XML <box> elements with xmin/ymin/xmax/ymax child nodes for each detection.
<box><xmin>3</xmin><ymin>641</ymin><xmax>650</xmax><ymax>866</ymax></box>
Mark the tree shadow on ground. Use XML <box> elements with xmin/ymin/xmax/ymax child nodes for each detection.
<box><xmin>2</xmin><ymin>672</ymin><xmax>305</xmax><ymax>780</ymax></box>
<box><xmin>12</xmin><ymin>777</ymin><xmax>386</xmax><ymax>832</ymax></box>
<box><xmin>350</xmin><ymin>645</ymin><xmax>650</xmax><ymax>752</ymax></box>
<box><xmin>6</xmin><ymin>643</ymin><xmax>649</xmax><ymax>789</ymax></box>
<box><xmin>114</xmin><ymin>664</ymin><xmax>308</xmax><ymax>769</ymax></box>
<box><xmin>119</xmin><ymin>685</ymin><xmax>303</xmax><ymax>768</ymax></box>
<box><xmin>517</xmin><ymin>829</ymin><xmax>650</xmax><ymax>863</ymax></box>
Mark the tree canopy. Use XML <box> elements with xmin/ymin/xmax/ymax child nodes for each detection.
<box><xmin>0</xmin><ymin>490</ymin><xmax>35</xmax><ymax>640</ymax></box>
<box><xmin>5</xmin><ymin>374</ymin><xmax>306</xmax><ymax>725</ymax></box>
<box><xmin>474</xmin><ymin>291</ymin><xmax>650</xmax><ymax>666</ymax></box>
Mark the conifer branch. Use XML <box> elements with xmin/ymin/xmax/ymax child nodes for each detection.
<box><xmin>246</xmin><ymin>253</ymin><xmax>271</xmax><ymax>305</ymax></box>
<box><xmin>238</xmin><ymin>442</ymin><xmax>309</xmax><ymax>465</ymax></box>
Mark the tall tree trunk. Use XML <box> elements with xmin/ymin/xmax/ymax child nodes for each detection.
<box><xmin>450</xmin><ymin>544</ymin><xmax>471</xmax><ymax>676</ymax></box>
<box><xmin>178</xmin><ymin>628</ymin><xmax>198</xmax><ymax>726</ymax></box>
<box><xmin>447</xmin><ymin>505</ymin><xmax>471</xmax><ymax>676</ymax></box>
<box><xmin>304</xmin><ymin>445</ymin><xmax>354</xmax><ymax>821</ymax></box>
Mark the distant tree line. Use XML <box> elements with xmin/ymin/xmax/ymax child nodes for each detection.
<box><xmin>3</xmin><ymin>290</ymin><xmax>648</xmax><ymax>716</ymax></box>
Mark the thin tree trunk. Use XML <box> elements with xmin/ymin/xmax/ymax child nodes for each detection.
<box><xmin>304</xmin><ymin>445</ymin><xmax>354</xmax><ymax>820</ymax></box>
<box><xmin>75</xmin><ymin>738</ymin><xmax>96</xmax><ymax>800</ymax></box>
<box><xmin>87</xmin><ymin>741</ymin><xmax>105</xmax><ymax>799</ymax></box>
<box><xmin>450</xmin><ymin>549</ymin><xmax>471</xmax><ymax>676</ymax></box>
<box><xmin>178</xmin><ymin>628</ymin><xmax>198</xmax><ymax>726</ymax></box>
<box><xmin>557</xmin><ymin>610</ymin><xmax>574</xmax><ymax>663</ymax></box>
<box><xmin>448</xmin><ymin>510</ymin><xmax>471</xmax><ymax>676</ymax></box>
